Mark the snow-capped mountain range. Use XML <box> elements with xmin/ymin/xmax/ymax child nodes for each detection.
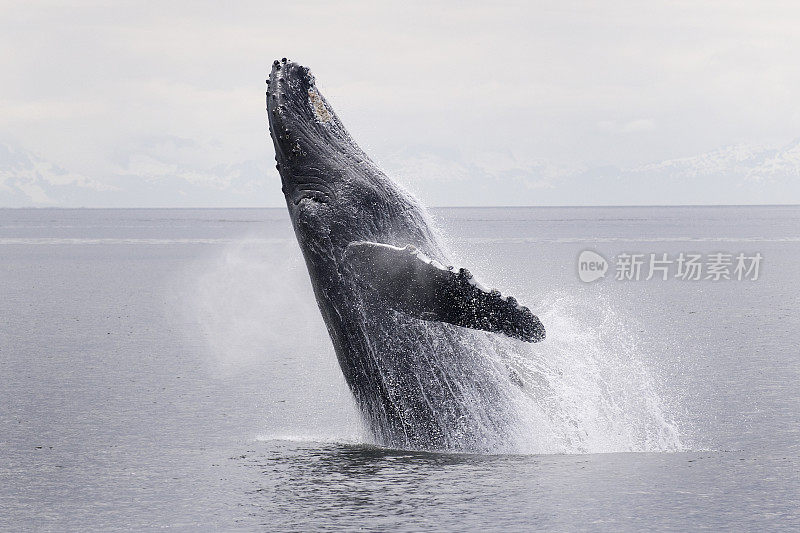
<box><xmin>0</xmin><ymin>143</ymin><xmax>116</xmax><ymax>206</ymax></box>
<box><xmin>630</xmin><ymin>141</ymin><xmax>800</xmax><ymax>183</ymax></box>
<box><xmin>0</xmin><ymin>142</ymin><xmax>272</xmax><ymax>207</ymax></box>
<box><xmin>1</xmin><ymin>139</ymin><xmax>798</xmax><ymax>207</ymax></box>
<box><xmin>381</xmin><ymin>139</ymin><xmax>800</xmax><ymax>206</ymax></box>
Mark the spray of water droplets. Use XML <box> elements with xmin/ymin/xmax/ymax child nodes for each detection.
<box><xmin>183</xmin><ymin>234</ymin><xmax>684</xmax><ymax>454</ymax></box>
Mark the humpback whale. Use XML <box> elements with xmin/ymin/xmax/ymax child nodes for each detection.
<box><xmin>266</xmin><ymin>58</ymin><xmax>545</xmax><ymax>451</ymax></box>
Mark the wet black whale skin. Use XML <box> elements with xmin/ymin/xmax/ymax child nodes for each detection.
<box><xmin>267</xmin><ymin>57</ymin><xmax>545</xmax><ymax>451</ymax></box>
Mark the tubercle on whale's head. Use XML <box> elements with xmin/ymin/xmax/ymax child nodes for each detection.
<box><xmin>267</xmin><ymin>59</ymin><xmax>354</xmax><ymax>209</ymax></box>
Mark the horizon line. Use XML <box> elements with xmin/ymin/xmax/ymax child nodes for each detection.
<box><xmin>1</xmin><ymin>203</ymin><xmax>799</xmax><ymax>210</ymax></box>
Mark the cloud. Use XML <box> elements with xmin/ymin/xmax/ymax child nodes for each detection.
<box><xmin>1</xmin><ymin>1</ymin><xmax>800</xmax><ymax>206</ymax></box>
<box><xmin>0</xmin><ymin>99</ymin><xmax>107</xmax><ymax>124</ymax></box>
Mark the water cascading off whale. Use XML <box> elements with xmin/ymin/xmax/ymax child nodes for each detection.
<box><xmin>266</xmin><ymin>58</ymin><xmax>545</xmax><ymax>451</ymax></box>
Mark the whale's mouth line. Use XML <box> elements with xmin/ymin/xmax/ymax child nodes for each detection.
<box><xmin>290</xmin><ymin>175</ymin><xmax>335</xmax><ymax>205</ymax></box>
<box><xmin>293</xmin><ymin>189</ymin><xmax>331</xmax><ymax>205</ymax></box>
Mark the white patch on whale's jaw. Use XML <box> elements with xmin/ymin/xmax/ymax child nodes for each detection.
<box><xmin>308</xmin><ymin>87</ymin><xmax>332</xmax><ymax>123</ymax></box>
<box><xmin>347</xmin><ymin>241</ymin><xmax>449</xmax><ymax>271</ymax></box>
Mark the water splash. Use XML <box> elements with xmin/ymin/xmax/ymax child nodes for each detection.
<box><xmin>184</xmin><ymin>237</ymin><xmax>683</xmax><ymax>455</ymax></box>
<box><xmin>177</xmin><ymin>237</ymin><xmax>368</xmax><ymax>442</ymax></box>
<box><xmin>180</xmin><ymin>238</ymin><xmax>336</xmax><ymax>373</ymax></box>
<box><xmin>502</xmin><ymin>293</ymin><xmax>684</xmax><ymax>454</ymax></box>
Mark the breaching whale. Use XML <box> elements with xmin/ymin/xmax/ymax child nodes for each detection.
<box><xmin>266</xmin><ymin>58</ymin><xmax>545</xmax><ymax>451</ymax></box>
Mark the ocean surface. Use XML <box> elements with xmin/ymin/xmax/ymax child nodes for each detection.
<box><xmin>1</xmin><ymin>206</ymin><xmax>798</xmax><ymax>531</ymax></box>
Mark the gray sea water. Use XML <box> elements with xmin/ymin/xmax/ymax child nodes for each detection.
<box><xmin>1</xmin><ymin>206</ymin><xmax>798</xmax><ymax>531</ymax></box>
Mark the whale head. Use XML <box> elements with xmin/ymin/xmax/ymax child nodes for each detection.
<box><xmin>266</xmin><ymin>59</ymin><xmax>440</xmax><ymax>263</ymax></box>
<box><xmin>267</xmin><ymin>58</ymin><xmax>353</xmax><ymax>207</ymax></box>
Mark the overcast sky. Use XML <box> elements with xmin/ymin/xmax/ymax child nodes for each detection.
<box><xmin>1</xmin><ymin>0</ymin><xmax>799</xmax><ymax>207</ymax></box>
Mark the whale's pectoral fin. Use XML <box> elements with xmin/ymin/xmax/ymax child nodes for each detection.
<box><xmin>344</xmin><ymin>241</ymin><xmax>546</xmax><ymax>342</ymax></box>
